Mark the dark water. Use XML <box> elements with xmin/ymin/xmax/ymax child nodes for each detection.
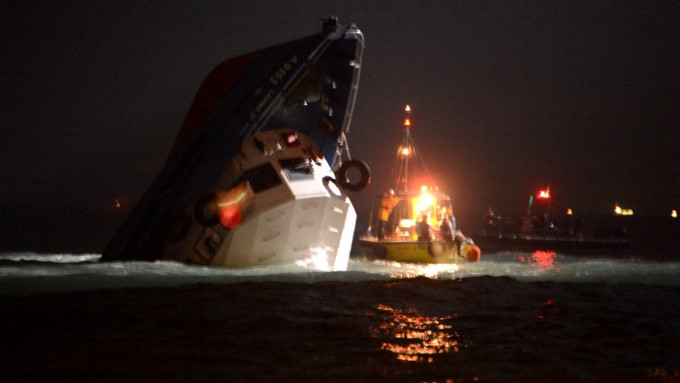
<box><xmin>1</xmin><ymin>251</ymin><xmax>679</xmax><ymax>382</ymax></box>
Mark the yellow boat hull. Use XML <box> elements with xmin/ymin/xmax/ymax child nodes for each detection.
<box><xmin>358</xmin><ymin>237</ymin><xmax>480</xmax><ymax>264</ymax></box>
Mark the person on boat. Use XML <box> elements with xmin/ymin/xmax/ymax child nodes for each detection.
<box><xmin>417</xmin><ymin>214</ymin><xmax>434</xmax><ymax>241</ymax></box>
<box><xmin>440</xmin><ymin>215</ymin><xmax>455</xmax><ymax>242</ymax></box>
<box><xmin>454</xmin><ymin>229</ymin><xmax>467</xmax><ymax>255</ymax></box>
<box><xmin>378</xmin><ymin>189</ymin><xmax>395</xmax><ymax>240</ymax></box>
<box><xmin>440</xmin><ymin>208</ymin><xmax>456</xmax><ymax>237</ymax></box>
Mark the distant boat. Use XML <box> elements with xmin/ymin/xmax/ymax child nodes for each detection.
<box><xmin>358</xmin><ymin>106</ymin><xmax>481</xmax><ymax>264</ymax></box>
<box><xmin>101</xmin><ymin>17</ymin><xmax>370</xmax><ymax>271</ymax></box>
<box><xmin>477</xmin><ymin>189</ymin><xmax>632</xmax><ymax>253</ymax></box>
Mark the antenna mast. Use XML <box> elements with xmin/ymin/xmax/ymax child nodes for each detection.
<box><xmin>395</xmin><ymin>105</ymin><xmax>414</xmax><ymax>193</ymax></box>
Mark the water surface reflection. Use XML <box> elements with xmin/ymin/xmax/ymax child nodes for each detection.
<box><xmin>370</xmin><ymin>304</ymin><xmax>467</xmax><ymax>362</ymax></box>
<box><xmin>518</xmin><ymin>250</ymin><xmax>559</xmax><ymax>271</ymax></box>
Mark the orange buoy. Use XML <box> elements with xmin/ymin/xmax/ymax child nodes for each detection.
<box><xmin>466</xmin><ymin>245</ymin><xmax>481</xmax><ymax>262</ymax></box>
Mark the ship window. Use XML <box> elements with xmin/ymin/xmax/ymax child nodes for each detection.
<box><xmin>280</xmin><ymin>158</ymin><xmax>314</xmax><ymax>181</ymax></box>
<box><xmin>239</xmin><ymin>163</ymin><xmax>281</xmax><ymax>193</ymax></box>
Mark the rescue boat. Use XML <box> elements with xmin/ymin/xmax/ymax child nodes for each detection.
<box><xmin>101</xmin><ymin>18</ymin><xmax>369</xmax><ymax>271</ymax></box>
<box><xmin>358</xmin><ymin>106</ymin><xmax>481</xmax><ymax>264</ymax></box>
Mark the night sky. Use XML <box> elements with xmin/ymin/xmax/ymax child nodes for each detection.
<box><xmin>2</xmin><ymin>1</ymin><xmax>679</xmax><ymax>251</ymax></box>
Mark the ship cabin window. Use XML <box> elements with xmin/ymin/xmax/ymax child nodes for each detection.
<box><xmin>280</xmin><ymin>157</ymin><xmax>314</xmax><ymax>181</ymax></box>
<box><xmin>238</xmin><ymin>163</ymin><xmax>281</xmax><ymax>193</ymax></box>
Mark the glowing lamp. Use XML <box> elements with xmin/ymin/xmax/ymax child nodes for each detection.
<box><xmin>537</xmin><ymin>189</ymin><xmax>550</xmax><ymax>199</ymax></box>
<box><xmin>566</xmin><ymin>208</ymin><xmax>573</xmax><ymax>215</ymax></box>
<box><xmin>398</xmin><ymin>146</ymin><xmax>412</xmax><ymax>158</ymax></box>
<box><xmin>404</xmin><ymin>118</ymin><xmax>411</xmax><ymax>127</ymax></box>
<box><xmin>216</xmin><ymin>182</ymin><xmax>253</xmax><ymax>229</ymax></box>
<box><xmin>614</xmin><ymin>204</ymin><xmax>622</xmax><ymax>215</ymax></box>
<box><xmin>417</xmin><ymin>193</ymin><xmax>434</xmax><ymax>210</ymax></box>
<box><xmin>282</xmin><ymin>132</ymin><xmax>300</xmax><ymax>147</ymax></box>
<box><xmin>219</xmin><ymin>205</ymin><xmax>242</xmax><ymax>229</ymax></box>
<box><xmin>614</xmin><ymin>204</ymin><xmax>634</xmax><ymax>216</ymax></box>
<box><xmin>672</xmin><ymin>210</ymin><xmax>678</xmax><ymax>218</ymax></box>
<box><xmin>405</xmin><ymin>105</ymin><xmax>411</xmax><ymax>112</ymax></box>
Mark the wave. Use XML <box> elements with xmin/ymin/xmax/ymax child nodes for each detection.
<box><xmin>0</xmin><ymin>250</ymin><xmax>679</xmax><ymax>296</ymax></box>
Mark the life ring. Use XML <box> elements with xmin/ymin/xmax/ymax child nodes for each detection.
<box><xmin>322</xmin><ymin>176</ymin><xmax>345</xmax><ymax>198</ymax></box>
<box><xmin>428</xmin><ymin>240</ymin><xmax>446</xmax><ymax>259</ymax></box>
<box><xmin>165</xmin><ymin>212</ymin><xmax>192</xmax><ymax>243</ymax></box>
<box><xmin>337</xmin><ymin>159</ymin><xmax>370</xmax><ymax>192</ymax></box>
<box><xmin>194</xmin><ymin>193</ymin><xmax>219</xmax><ymax>227</ymax></box>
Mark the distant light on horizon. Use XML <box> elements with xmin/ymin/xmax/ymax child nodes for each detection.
<box><xmin>537</xmin><ymin>189</ymin><xmax>550</xmax><ymax>199</ymax></box>
<box><xmin>614</xmin><ymin>203</ymin><xmax>634</xmax><ymax>216</ymax></box>
<box><xmin>672</xmin><ymin>210</ymin><xmax>678</xmax><ymax>218</ymax></box>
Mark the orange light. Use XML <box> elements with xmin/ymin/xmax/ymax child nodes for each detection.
<box><xmin>404</xmin><ymin>118</ymin><xmax>411</xmax><ymax>127</ymax></box>
<box><xmin>219</xmin><ymin>205</ymin><xmax>242</xmax><ymax>229</ymax></box>
<box><xmin>216</xmin><ymin>182</ymin><xmax>253</xmax><ymax>228</ymax></box>
<box><xmin>537</xmin><ymin>189</ymin><xmax>550</xmax><ymax>199</ymax></box>
<box><xmin>566</xmin><ymin>208</ymin><xmax>573</xmax><ymax>215</ymax></box>
<box><xmin>398</xmin><ymin>146</ymin><xmax>412</xmax><ymax>159</ymax></box>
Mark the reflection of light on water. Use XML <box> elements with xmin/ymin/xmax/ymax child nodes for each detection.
<box><xmin>518</xmin><ymin>250</ymin><xmax>559</xmax><ymax>271</ymax></box>
<box><xmin>384</xmin><ymin>262</ymin><xmax>460</xmax><ymax>279</ymax></box>
<box><xmin>370</xmin><ymin>304</ymin><xmax>467</xmax><ymax>362</ymax></box>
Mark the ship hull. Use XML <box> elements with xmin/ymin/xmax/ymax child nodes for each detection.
<box><xmin>358</xmin><ymin>237</ymin><xmax>479</xmax><ymax>264</ymax></box>
<box><xmin>158</xmin><ymin>130</ymin><xmax>357</xmax><ymax>270</ymax></box>
<box><xmin>101</xmin><ymin>20</ymin><xmax>366</xmax><ymax>271</ymax></box>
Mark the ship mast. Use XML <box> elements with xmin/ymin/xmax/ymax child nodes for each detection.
<box><xmin>395</xmin><ymin>105</ymin><xmax>414</xmax><ymax>194</ymax></box>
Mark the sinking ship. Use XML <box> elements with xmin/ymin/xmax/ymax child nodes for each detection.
<box><xmin>358</xmin><ymin>106</ymin><xmax>480</xmax><ymax>264</ymax></box>
<box><xmin>101</xmin><ymin>18</ymin><xmax>369</xmax><ymax>271</ymax></box>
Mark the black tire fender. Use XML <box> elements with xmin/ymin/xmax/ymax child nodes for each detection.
<box><xmin>337</xmin><ymin>159</ymin><xmax>370</xmax><ymax>192</ymax></box>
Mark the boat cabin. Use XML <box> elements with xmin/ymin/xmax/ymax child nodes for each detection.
<box><xmin>370</xmin><ymin>187</ymin><xmax>454</xmax><ymax>242</ymax></box>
